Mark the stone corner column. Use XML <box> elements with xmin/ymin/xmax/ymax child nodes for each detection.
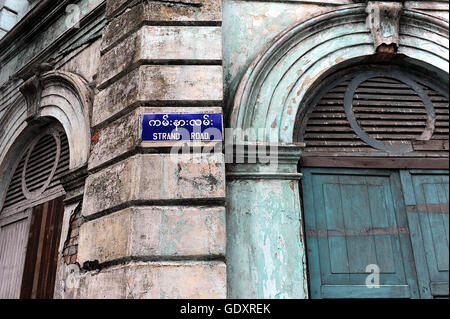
<box><xmin>226</xmin><ymin>142</ymin><xmax>308</xmax><ymax>299</ymax></box>
<box><xmin>75</xmin><ymin>0</ymin><xmax>226</xmax><ymax>299</ymax></box>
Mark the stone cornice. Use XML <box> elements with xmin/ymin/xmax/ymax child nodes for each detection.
<box><xmin>0</xmin><ymin>0</ymin><xmax>106</xmax><ymax>87</ymax></box>
<box><xmin>0</xmin><ymin>0</ymin><xmax>73</xmax><ymax>53</ymax></box>
<box><xmin>225</xmin><ymin>142</ymin><xmax>305</xmax><ymax>163</ymax></box>
<box><xmin>226</xmin><ymin>143</ymin><xmax>305</xmax><ymax>180</ymax></box>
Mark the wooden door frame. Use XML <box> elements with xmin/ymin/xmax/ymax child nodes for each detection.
<box><xmin>19</xmin><ymin>196</ymin><xmax>65</xmax><ymax>299</ymax></box>
<box><xmin>301</xmin><ymin>157</ymin><xmax>449</xmax><ymax>170</ymax></box>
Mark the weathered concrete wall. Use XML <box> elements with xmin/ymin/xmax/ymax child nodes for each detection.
<box><xmin>227</xmin><ymin>144</ymin><xmax>308</xmax><ymax>299</ymax></box>
<box><xmin>76</xmin><ymin>0</ymin><xmax>226</xmax><ymax>299</ymax></box>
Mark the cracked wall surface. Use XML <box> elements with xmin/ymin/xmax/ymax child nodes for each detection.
<box><xmin>0</xmin><ymin>0</ymin><xmax>448</xmax><ymax>299</ymax></box>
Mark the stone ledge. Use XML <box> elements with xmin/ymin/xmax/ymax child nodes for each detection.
<box><xmin>78</xmin><ymin>261</ymin><xmax>226</xmax><ymax>299</ymax></box>
<box><xmin>92</xmin><ymin>65</ymin><xmax>223</xmax><ymax>127</ymax></box>
<box><xmin>78</xmin><ymin>206</ymin><xmax>226</xmax><ymax>264</ymax></box>
<box><xmin>104</xmin><ymin>0</ymin><xmax>222</xmax><ymax>51</ymax></box>
<box><xmin>82</xmin><ymin>153</ymin><xmax>226</xmax><ymax>217</ymax></box>
<box><xmin>97</xmin><ymin>25</ymin><xmax>222</xmax><ymax>90</ymax></box>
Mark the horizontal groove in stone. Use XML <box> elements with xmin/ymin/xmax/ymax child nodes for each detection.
<box><xmin>88</xmin><ymin>146</ymin><xmax>225</xmax><ymax>175</ymax></box>
<box><xmin>92</xmin><ymin>65</ymin><xmax>223</xmax><ymax>127</ymax></box>
<box><xmin>97</xmin><ymin>59</ymin><xmax>223</xmax><ymax>91</ymax></box>
<box><xmin>83</xmin><ymin>199</ymin><xmax>227</xmax><ymax>223</ymax></box>
<box><xmin>87</xmin><ymin>148</ymin><xmax>140</xmax><ymax>175</ymax></box>
<box><xmin>102</xmin><ymin>21</ymin><xmax>222</xmax><ymax>54</ymax></box>
<box><xmin>82</xmin><ymin>255</ymin><xmax>226</xmax><ymax>272</ymax></box>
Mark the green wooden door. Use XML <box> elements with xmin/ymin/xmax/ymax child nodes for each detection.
<box><xmin>400</xmin><ymin>170</ymin><xmax>449</xmax><ymax>298</ymax></box>
<box><xmin>302</xmin><ymin>168</ymin><xmax>449</xmax><ymax>299</ymax></box>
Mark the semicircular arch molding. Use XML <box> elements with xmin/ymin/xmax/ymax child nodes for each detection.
<box><xmin>19</xmin><ymin>70</ymin><xmax>93</xmax><ymax>170</ymax></box>
<box><xmin>0</xmin><ymin>71</ymin><xmax>93</xmax><ymax>211</ymax></box>
<box><xmin>230</xmin><ymin>4</ymin><xmax>449</xmax><ymax>144</ymax></box>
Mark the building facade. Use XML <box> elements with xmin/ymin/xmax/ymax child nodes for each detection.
<box><xmin>0</xmin><ymin>0</ymin><xmax>448</xmax><ymax>299</ymax></box>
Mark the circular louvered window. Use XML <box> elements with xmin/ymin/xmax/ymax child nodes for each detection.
<box><xmin>352</xmin><ymin>76</ymin><xmax>429</xmax><ymax>142</ymax></box>
<box><xmin>1</xmin><ymin>125</ymin><xmax>70</xmax><ymax>213</ymax></box>
<box><xmin>297</xmin><ymin>65</ymin><xmax>449</xmax><ymax>157</ymax></box>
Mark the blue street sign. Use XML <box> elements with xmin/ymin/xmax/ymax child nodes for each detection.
<box><xmin>142</xmin><ymin>113</ymin><xmax>223</xmax><ymax>142</ymax></box>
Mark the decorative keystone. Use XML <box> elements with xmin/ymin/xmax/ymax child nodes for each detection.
<box><xmin>19</xmin><ymin>75</ymin><xmax>42</xmax><ymax>123</ymax></box>
<box><xmin>366</xmin><ymin>1</ymin><xmax>403</xmax><ymax>52</ymax></box>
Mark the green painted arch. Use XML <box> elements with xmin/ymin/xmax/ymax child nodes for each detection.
<box><xmin>230</xmin><ymin>4</ymin><xmax>449</xmax><ymax>144</ymax></box>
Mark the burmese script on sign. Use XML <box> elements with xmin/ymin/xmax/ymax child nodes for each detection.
<box><xmin>142</xmin><ymin>113</ymin><xmax>223</xmax><ymax>142</ymax></box>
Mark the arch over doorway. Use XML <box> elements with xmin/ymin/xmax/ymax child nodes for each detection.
<box><xmin>0</xmin><ymin>122</ymin><xmax>69</xmax><ymax>298</ymax></box>
<box><xmin>230</xmin><ymin>3</ymin><xmax>449</xmax><ymax>143</ymax></box>
<box><xmin>227</xmin><ymin>3</ymin><xmax>449</xmax><ymax>299</ymax></box>
<box><xmin>297</xmin><ymin>63</ymin><xmax>449</xmax><ymax>299</ymax></box>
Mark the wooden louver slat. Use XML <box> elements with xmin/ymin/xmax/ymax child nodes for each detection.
<box><xmin>301</xmin><ymin>71</ymin><xmax>449</xmax><ymax>158</ymax></box>
<box><xmin>2</xmin><ymin>129</ymin><xmax>70</xmax><ymax>211</ymax></box>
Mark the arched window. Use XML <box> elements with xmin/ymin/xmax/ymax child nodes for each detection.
<box><xmin>298</xmin><ymin>64</ymin><xmax>449</xmax><ymax>299</ymax></box>
<box><xmin>0</xmin><ymin>122</ymin><xmax>70</xmax><ymax>298</ymax></box>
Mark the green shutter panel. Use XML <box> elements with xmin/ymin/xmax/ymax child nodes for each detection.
<box><xmin>400</xmin><ymin>170</ymin><xmax>449</xmax><ymax>298</ymax></box>
<box><xmin>303</xmin><ymin>168</ymin><xmax>420</xmax><ymax>298</ymax></box>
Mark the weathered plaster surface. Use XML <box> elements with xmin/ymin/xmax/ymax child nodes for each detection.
<box><xmin>228</xmin><ymin>4</ymin><xmax>449</xmax><ymax>144</ymax></box>
<box><xmin>82</xmin><ymin>153</ymin><xmax>226</xmax><ymax>217</ymax></box>
<box><xmin>226</xmin><ymin>145</ymin><xmax>307</xmax><ymax>299</ymax></box>
<box><xmin>93</xmin><ymin>65</ymin><xmax>223</xmax><ymax>127</ymax></box>
<box><xmin>78</xmin><ymin>261</ymin><xmax>226</xmax><ymax>299</ymax></box>
<box><xmin>59</xmin><ymin>38</ymin><xmax>102</xmax><ymax>83</ymax></box>
<box><xmin>227</xmin><ymin>177</ymin><xmax>307</xmax><ymax>298</ymax></box>
<box><xmin>78</xmin><ymin>206</ymin><xmax>226</xmax><ymax>264</ymax></box>
<box><xmin>223</xmin><ymin>0</ymin><xmax>343</xmax><ymax>116</ymax></box>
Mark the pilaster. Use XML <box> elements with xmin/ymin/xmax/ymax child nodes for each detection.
<box><xmin>226</xmin><ymin>143</ymin><xmax>308</xmax><ymax>299</ymax></box>
<box><xmin>77</xmin><ymin>0</ymin><xmax>226</xmax><ymax>299</ymax></box>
